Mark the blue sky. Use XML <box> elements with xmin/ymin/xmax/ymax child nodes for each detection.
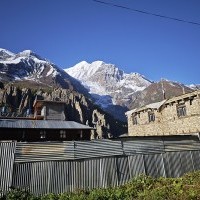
<box><xmin>0</xmin><ymin>0</ymin><xmax>200</xmax><ymax>84</ymax></box>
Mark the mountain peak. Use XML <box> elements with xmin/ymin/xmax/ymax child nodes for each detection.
<box><xmin>20</xmin><ymin>50</ymin><xmax>33</xmax><ymax>56</ymax></box>
<box><xmin>18</xmin><ymin>50</ymin><xmax>45</xmax><ymax>61</ymax></box>
<box><xmin>91</xmin><ymin>60</ymin><xmax>105</xmax><ymax>65</ymax></box>
<box><xmin>0</xmin><ymin>48</ymin><xmax>15</xmax><ymax>58</ymax></box>
<box><xmin>65</xmin><ymin>61</ymin><xmax>152</xmax><ymax>116</ymax></box>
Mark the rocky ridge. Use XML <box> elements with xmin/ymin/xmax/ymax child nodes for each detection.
<box><xmin>0</xmin><ymin>48</ymin><xmax>88</xmax><ymax>95</ymax></box>
<box><xmin>0</xmin><ymin>48</ymin><xmax>198</xmax><ymax>124</ymax></box>
<box><xmin>129</xmin><ymin>79</ymin><xmax>194</xmax><ymax>109</ymax></box>
<box><xmin>0</xmin><ymin>83</ymin><xmax>127</xmax><ymax>137</ymax></box>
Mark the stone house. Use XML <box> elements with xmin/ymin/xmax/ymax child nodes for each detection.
<box><xmin>126</xmin><ymin>90</ymin><xmax>200</xmax><ymax>136</ymax></box>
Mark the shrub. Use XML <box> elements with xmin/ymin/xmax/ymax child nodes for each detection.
<box><xmin>2</xmin><ymin>171</ymin><xmax>200</xmax><ymax>200</ymax></box>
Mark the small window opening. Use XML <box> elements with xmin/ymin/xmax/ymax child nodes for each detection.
<box><xmin>40</xmin><ymin>130</ymin><xmax>46</xmax><ymax>139</ymax></box>
<box><xmin>60</xmin><ymin>130</ymin><xmax>66</xmax><ymax>138</ymax></box>
<box><xmin>132</xmin><ymin>115</ymin><xmax>138</xmax><ymax>125</ymax></box>
<box><xmin>177</xmin><ymin>104</ymin><xmax>186</xmax><ymax>117</ymax></box>
<box><xmin>148</xmin><ymin>112</ymin><xmax>155</xmax><ymax>122</ymax></box>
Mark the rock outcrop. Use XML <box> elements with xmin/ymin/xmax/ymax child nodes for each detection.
<box><xmin>0</xmin><ymin>84</ymin><xmax>127</xmax><ymax>137</ymax></box>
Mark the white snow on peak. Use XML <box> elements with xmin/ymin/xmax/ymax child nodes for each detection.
<box><xmin>0</xmin><ymin>48</ymin><xmax>61</xmax><ymax>82</ymax></box>
<box><xmin>19</xmin><ymin>50</ymin><xmax>33</xmax><ymax>56</ymax></box>
<box><xmin>18</xmin><ymin>50</ymin><xmax>46</xmax><ymax>62</ymax></box>
<box><xmin>65</xmin><ymin>60</ymin><xmax>123</xmax><ymax>82</ymax></box>
<box><xmin>0</xmin><ymin>49</ymin><xmax>48</xmax><ymax>65</ymax></box>
<box><xmin>46</xmin><ymin>66</ymin><xmax>59</xmax><ymax>77</ymax></box>
<box><xmin>0</xmin><ymin>48</ymin><xmax>15</xmax><ymax>56</ymax></box>
<box><xmin>91</xmin><ymin>60</ymin><xmax>104</xmax><ymax>65</ymax></box>
<box><xmin>65</xmin><ymin>60</ymin><xmax>152</xmax><ymax>108</ymax></box>
<box><xmin>65</xmin><ymin>60</ymin><xmax>102</xmax><ymax>80</ymax></box>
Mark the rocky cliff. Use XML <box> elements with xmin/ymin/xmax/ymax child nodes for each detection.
<box><xmin>0</xmin><ymin>83</ymin><xmax>127</xmax><ymax>137</ymax></box>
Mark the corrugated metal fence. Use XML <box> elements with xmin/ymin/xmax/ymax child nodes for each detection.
<box><xmin>1</xmin><ymin>137</ymin><xmax>200</xmax><ymax>196</ymax></box>
<box><xmin>0</xmin><ymin>142</ymin><xmax>16</xmax><ymax>194</ymax></box>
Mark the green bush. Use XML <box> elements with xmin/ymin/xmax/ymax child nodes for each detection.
<box><xmin>2</xmin><ymin>171</ymin><xmax>200</xmax><ymax>200</ymax></box>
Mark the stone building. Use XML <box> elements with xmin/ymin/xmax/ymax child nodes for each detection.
<box><xmin>126</xmin><ymin>90</ymin><xmax>200</xmax><ymax>136</ymax></box>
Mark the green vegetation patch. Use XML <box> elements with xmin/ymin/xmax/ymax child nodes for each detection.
<box><xmin>2</xmin><ymin>171</ymin><xmax>200</xmax><ymax>200</ymax></box>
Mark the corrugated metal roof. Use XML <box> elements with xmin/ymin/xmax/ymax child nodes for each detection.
<box><xmin>0</xmin><ymin>119</ymin><xmax>93</xmax><ymax>130</ymax></box>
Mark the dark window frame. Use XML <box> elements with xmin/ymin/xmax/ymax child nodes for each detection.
<box><xmin>177</xmin><ymin>104</ymin><xmax>187</xmax><ymax>117</ymax></box>
<box><xmin>148</xmin><ymin>111</ymin><xmax>155</xmax><ymax>122</ymax></box>
<box><xmin>60</xmin><ymin>130</ymin><xmax>66</xmax><ymax>139</ymax></box>
<box><xmin>132</xmin><ymin>115</ymin><xmax>138</xmax><ymax>125</ymax></box>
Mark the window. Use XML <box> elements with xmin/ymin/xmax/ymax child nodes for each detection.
<box><xmin>40</xmin><ymin>130</ymin><xmax>46</xmax><ymax>139</ymax></box>
<box><xmin>132</xmin><ymin>115</ymin><xmax>138</xmax><ymax>125</ymax></box>
<box><xmin>60</xmin><ymin>130</ymin><xmax>66</xmax><ymax>139</ymax></box>
<box><xmin>148</xmin><ymin>112</ymin><xmax>155</xmax><ymax>122</ymax></box>
<box><xmin>177</xmin><ymin>104</ymin><xmax>186</xmax><ymax>117</ymax></box>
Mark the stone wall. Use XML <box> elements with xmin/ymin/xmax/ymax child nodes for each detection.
<box><xmin>127</xmin><ymin>92</ymin><xmax>200</xmax><ymax>136</ymax></box>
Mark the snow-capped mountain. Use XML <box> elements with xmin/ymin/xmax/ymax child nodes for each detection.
<box><xmin>1</xmin><ymin>48</ymin><xmax>197</xmax><ymax>122</ymax></box>
<box><xmin>65</xmin><ymin>61</ymin><xmax>152</xmax><ymax>121</ymax></box>
<box><xmin>0</xmin><ymin>48</ymin><xmax>88</xmax><ymax>94</ymax></box>
<box><xmin>65</xmin><ymin>61</ymin><xmax>152</xmax><ymax>108</ymax></box>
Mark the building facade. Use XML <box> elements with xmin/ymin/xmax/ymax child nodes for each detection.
<box><xmin>126</xmin><ymin>91</ymin><xmax>200</xmax><ymax>136</ymax></box>
<box><xmin>0</xmin><ymin>100</ymin><xmax>93</xmax><ymax>141</ymax></box>
<box><xmin>33</xmin><ymin>100</ymin><xmax>66</xmax><ymax>120</ymax></box>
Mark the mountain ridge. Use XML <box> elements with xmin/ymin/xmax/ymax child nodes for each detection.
<box><xmin>0</xmin><ymin>48</ymin><xmax>88</xmax><ymax>95</ymax></box>
<box><xmin>0</xmin><ymin>48</ymin><xmax>199</xmax><ymax>122</ymax></box>
<box><xmin>65</xmin><ymin>60</ymin><xmax>152</xmax><ymax>107</ymax></box>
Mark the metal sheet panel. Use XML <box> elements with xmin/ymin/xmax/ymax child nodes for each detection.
<box><xmin>0</xmin><ymin>119</ymin><xmax>93</xmax><ymax>130</ymax></box>
<box><xmin>144</xmin><ymin>154</ymin><xmax>158</xmax><ymax>177</ymax></box>
<box><xmin>116</xmin><ymin>156</ymin><xmax>130</xmax><ymax>185</ymax></box>
<box><xmin>123</xmin><ymin>140</ymin><xmax>165</xmax><ymax>155</ymax></box>
<box><xmin>150</xmin><ymin>154</ymin><xmax>166</xmax><ymax>177</ymax></box>
<box><xmin>15</xmin><ymin>142</ymin><xmax>74</xmax><ymax>163</ymax></box>
<box><xmin>164</xmin><ymin>152</ymin><xmax>183</xmax><ymax>177</ymax></box>
<box><xmin>12</xmin><ymin>157</ymin><xmax>120</xmax><ymax>195</ymax></box>
<box><xmin>191</xmin><ymin>150</ymin><xmax>200</xmax><ymax>171</ymax></box>
<box><xmin>164</xmin><ymin>142</ymin><xmax>200</xmax><ymax>152</ymax></box>
<box><xmin>128</xmin><ymin>155</ymin><xmax>145</xmax><ymax>178</ymax></box>
<box><xmin>99</xmin><ymin>157</ymin><xmax>118</xmax><ymax>188</ymax></box>
<box><xmin>74</xmin><ymin>140</ymin><xmax>123</xmax><ymax>159</ymax></box>
<box><xmin>0</xmin><ymin>142</ymin><xmax>16</xmax><ymax>194</ymax></box>
<box><xmin>1</xmin><ymin>138</ymin><xmax>200</xmax><ymax>196</ymax></box>
<box><xmin>12</xmin><ymin>162</ymin><xmax>32</xmax><ymax>189</ymax></box>
<box><xmin>179</xmin><ymin>151</ymin><xmax>194</xmax><ymax>174</ymax></box>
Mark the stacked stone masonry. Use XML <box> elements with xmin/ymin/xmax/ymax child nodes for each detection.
<box><xmin>126</xmin><ymin>91</ymin><xmax>200</xmax><ymax>136</ymax></box>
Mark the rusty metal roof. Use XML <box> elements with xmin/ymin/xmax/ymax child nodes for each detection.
<box><xmin>0</xmin><ymin>119</ymin><xmax>93</xmax><ymax>130</ymax></box>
